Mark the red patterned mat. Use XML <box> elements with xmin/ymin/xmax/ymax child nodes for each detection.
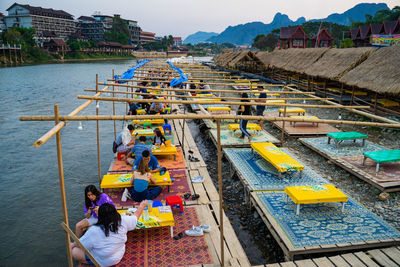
<box><xmin>336</xmin><ymin>154</ymin><xmax>400</xmax><ymax>182</ymax></box>
<box><xmin>104</xmin><ymin>169</ymin><xmax>192</xmax><ymax>209</ymax></box>
<box><xmin>118</xmin><ymin>207</ymin><xmax>213</xmax><ymax>267</ymax></box>
<box><xmin>109</xmin><ymin>147</ymin><xmax>186</xmax><ymax>172</ymax></box>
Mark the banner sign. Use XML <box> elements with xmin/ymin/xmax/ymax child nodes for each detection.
<box><xmin>371</xmin><ymin>34</ymin><xmax>400</xmax><ymax>47</ymax></box>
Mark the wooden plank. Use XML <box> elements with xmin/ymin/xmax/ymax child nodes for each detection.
<box><xmin>229</xmin><ymin>258</ymin><xmax>240</xmax><ymax>267</ymax></box>
<box><xmin>266</xmin><ymin>264</ymin><xmax>281</xmax><ymax>267</ymax></box>
<box><xmin>312</xmin><ymin>257</ymin><xmax>335</xmax><ymax>267</ymax></box>
<box><xmin>328</xmin><ymin>255</ymin><xmax>351</xmax><ymax>267</ymax></box>
<box><xmin>381</xmin><ymin>247</ymin><xmax>400</xmax><ymax>264</ymax></box>
<box><xmin>353</xmin><ymin>251</ymin><xmax>379</xmax><ymax>267</ymax></box>
<box><xmin>293</xmin><ymin>259</ymin><xmax>317</xmax><ymax>267</ymax></box>
<box><xmin>367</xmin><ymin>249</ymin><xmax>399</xmax><ymax>267</ymax></box>
<box><xmin>341</xmin><ymin>253</ymin><xmax>367</xmax><ymax>267</ymax></box>
<box><xmin>280</xmin><ymin>262</ymin><xmax>297</xmax><ymax>267</ymax></box>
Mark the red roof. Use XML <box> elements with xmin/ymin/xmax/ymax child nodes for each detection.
<box><xmin>358</xmin><ymin>25</ymin><xmax>370</xmax><ymax>39</ymax></box>
<box><xmin>312</xmin><ymin>27</ymin><xmax>333</xmax><ymax>40</ymax></box>
<box><xmin>173</xmin><ymin>37</ymin><xmax>182</xmax><ymax>41</ymax></box>
<box><xmin>383</xmin><ymin>20</ymin><xmax>397</xmax><ymax>34</ymax></box>
<box><xmin>349</xmin><ymin>28</ymin><xmax>359</xmax><ymax>40</ymax></box>
<box><xmin>280</xmin><ymin>26</ymin><xmax>309</xmax><ymax>40</ymax></box>
<box><xmin>393</xmin><ymin>17</ymin><xmax>400</xmax><ymax>34</ymax></box>
<box><xmin>98</xmin><ymin>41</ymin><xmax>123</xmax><ymax>47</ymax></box>
<box><xmin>370</xmin><ymin>23</ymin><xmax>384</xmax><ymax>34</ymax></box>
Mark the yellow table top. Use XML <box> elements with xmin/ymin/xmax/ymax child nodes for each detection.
<box><xmin>289</xmin><ymin>115</ymin><xmax>319</xmax><ymax>120</ymax></box>
<box><xmin>207</xmin><ymin>106</ymin><xmax>231</xmax><ymax>112</ymax></box>
<box><xmin>229</xmin><ymin>123</ymin><xmax>262</xmax><ymax>132</ymax></box>
<box><xmin>284</xmin><ymin>185</ymin><xmax>348</xmax><ymax>204</ymax></box>
<box><xmin>101</xmin><ymin>172</ymin><xmax>172</xmax><ymax>188</ymax></box>
<box><xmin>131</xmin><ymin>119</ymin><xmax>165</xmax><ymax>125</ymax></box>
<box><xmin>372</xmin><ymin>99</ymin><xmax>400</xmax><ymax>107</ymax></box>
<box><xmin>132</xmin><ymin>127</ymin><xmax>164</xmax><ymax>137</ymax></box>
<box><xmin>151</xmin><ymin>145</ymin><xmax>178</xmax><ymax>156</ymax></box>
<box><xmin>278</xmin><ymin>108</ymin><xmax>306</xmax><ymax>113</ymax></box>
<box><xmin>197</xmin><ymin>93</ymin><xmax>213</xmax><ymax>97</ymax></box>
<box><xmin>251</xmin><ymin>142</ymin><xmax>304</xmax><ymax>173</ymax></box>
<box><xmin>118</xmin><ymin>206</ymin><xmax>175</xmax><ymax>228</ymax></box>
<box><xmin>201</xmin><ymin>98</ymin><xmax>221</xmax><ymax>102</ymax></box>
<box><xmin>136</xmin><ymin>109</ymin><xmax>146</xmax><ymax>115</ymax></box>
<box><xmin>345</xmin><ymin>90</ymin><xmax>367</xmax><ymax>96</ymax></box>
<box><xmin>266</xmin><ymin>100</ymin><xmax>285</xmax><ymax>104</ymax></box>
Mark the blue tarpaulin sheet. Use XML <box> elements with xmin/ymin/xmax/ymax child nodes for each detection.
<box><xmin>114</xmin><ymin>59</ymin><xmax>150</xmax><ymax>84</ymax></box>
<box><xmin>167</xmin><ymin>61</ymin><xmax>188</xmax><ymax>87</ymax></box>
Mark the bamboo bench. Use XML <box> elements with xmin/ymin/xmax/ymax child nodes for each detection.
<box><xmin>278</xmin><ymin>107</ymin><xmax>306</xmax><ymax>117</ymax></box>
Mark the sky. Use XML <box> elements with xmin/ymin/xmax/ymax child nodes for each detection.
<box><xmin>1</xmin><ymin>0</ymin><xmax>399</xmax><ymax>39</ymax></box>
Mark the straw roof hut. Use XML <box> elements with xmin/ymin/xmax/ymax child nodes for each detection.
<box><xmin>213</xmin><ymin>49</ymin><xmax>234</xmax><ymax>66</ymax></box>
<box><xmin>280</xmin><ymin>48</ymin><xmax>330</xmax><ymax>73</ymax></box>
<box><xmin>340</xmin><ymin>45</ymin><xmax>400</xmax><ymax>94</ymax></box>
<box><xmin>304</xmin><ymin>47</ymin><xmax>376</xmax><ymax>80</ymax></box>
<box><xmin>254</xmin><ymin>51</ymin><xmax>270</xmax><ymax>69</ymax></box>
<box><xmin>219</xmin><ymin>50</ymin><xmax>242</xmax><ymax>67</ymax></box>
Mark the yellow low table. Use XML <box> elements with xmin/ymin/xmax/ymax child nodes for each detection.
<box><xmin>197</xmin><ymin>93</ymin><xmax>213</xmax><ymax>97</ymax></box>
<box><xmin>101</xmin><ymin>172</ymin><xmax>172</xmax><ymax>189</ymax></box>
<box><xmin>136</xmin><ymin>109</ymin><xmax>146</xmax><ymax>115</ymax></box>
<box><xmin>289</xmin><ymin>115</ymin><xmax>320</xmax><ymax>127</ymax></box>
<box><xmin>131</xmin><ymin>119</ymin><xmax>165</xmax><ymax>125</ymax></box>
<box><xmin>229</xmin><ymin>123</ymin><xmax>261</xmax><ymax>133</ymax></box>
<box><xmin>372</xmin><ymin>99</ymin><xmax>400</xmax><ymax>107</ymax></box>
<box><xmin>151</xmin><ymin>145</ymin><xmax>178</xmax><ymax>160</ymax></box>
<box><xmin>132</xmin><ymin>127</ymin><xmax>164</xmax><ymax>137</ymax></box>
<box><xmin>118</xmin><ymin>206</ymin><xmax>175</xmax><ymax>237</ymax></box>
<box><xmin>251</xmin><ymin>142</ymin><xmax>304</xmax><ymax>178</ymax></box>
<box><xmin>207</xmin><ymin>106</ymin><xmax>231</xmax><ymax>112</ymax></box>
<box><xmin>284</xmin><ymin>185</ymin><xmax>348</xmax><ymax>215</ymax></box>
<box><xmin>266</xmin><ymin>100</ymin><xmax>285</xmax><ymax>104</ymax></box>
<box><xmin>278</xmin><ymin>107</ymin><xmax>306</xmax><ymax>117</ymax></box>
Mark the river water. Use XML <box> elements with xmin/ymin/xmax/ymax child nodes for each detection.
<box><xmin>0</xmin><ymin>60</ymin><xmax>138</xmax><ymax>265</ymax></box>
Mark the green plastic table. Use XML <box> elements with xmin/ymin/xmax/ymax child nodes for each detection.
<box><xmin>363</xmin><ymin>149</ymin><xmax>400</xmax><ymax>172</ymax></box>
<box><xmin>327</xmin><ymin>131</ymin><xmax>368</xmax><ymax>148</ymax></box>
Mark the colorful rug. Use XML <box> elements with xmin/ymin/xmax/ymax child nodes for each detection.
<box><xmin>256</xmin><ymin>192</ymin><xmax>400</xmax><ymax>248</ymax></box>
<box><xmin>336</xmin><ymin>154</ymin><xmax>400</xmax><ymax>183</ymax></box>
<box><xmin>300</xmin><ymin>137</ymin><xmax>385</xmax><ymax>157</ymax></box>
<box><xmin>224</xmin><ymin>148</ymin><xmax>328</xmax><ymax>191</ymax></box>
<box><xmin>109</xmin><ymin>147</ymin><xmax>186</xmax><ymax>172</ymax></box>
<box><xmin>118</xmin><ymin>207</ymin><xmax>213</xmax><ymax>266</ymax></box>
<box><xmin>209</xmin><ymin>129</ymin><xmax>279</xmax><ymax>146</ymax></box>
<box><xmin>104</xmin><ymin>169</ymin><xmax>191</xmax><ymax>209</ymax></box>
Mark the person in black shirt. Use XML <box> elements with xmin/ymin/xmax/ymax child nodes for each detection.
<box><xmin>255</xmin><ymin>86</ymin><xmax>267</xmax><ymax>128</ymax></box>
<box><xmin>238</xmin><ymin>93</ymin><xmax>252</xmax><ymax>142</ymax></box>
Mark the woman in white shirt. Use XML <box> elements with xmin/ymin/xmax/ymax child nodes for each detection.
<box><xmin>71</xmin><ymin>201</ymin><xmax>148</xmax><ymax>266</ymax></box>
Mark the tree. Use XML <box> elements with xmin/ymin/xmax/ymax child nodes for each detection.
<box><xmin>104</xmin><ymin>15</ymin><xmax>130</xmax><ymax>44</ymax></box>
<box><xmin>252</xmin><ymin>33</ymin><xmax>278</xmax><ymax>51</ymax></box>
<box><xmin>341</xmin><ymin>38</ymin><xmax>353</xmax><ymax>48</ymax></box>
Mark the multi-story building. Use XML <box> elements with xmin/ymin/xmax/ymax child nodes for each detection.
<box><xmin>173</xmin><ymin>37</ymin><xmax>182</xmax><ymax>46</ymax></box>
<box><xmin>126</xmin><ymin>19</ymin><xmax>140</xmax><ymax>45</ymax></box>
<box><xmin>4</xmin><ymin>3</ymin><xmax>76</xmax><ymax>46</ymax></box>
<box><xmin>155</xmin><ymin>36</ymin><xmax>163</xmax><ymax>42</ymax></box>
<box><xmin>140</xmin><ymin>30</ymin><xmax>155</xmax><ymax>44</ymax></box>
<box><xmin>0</xmin><ymin>13</ymin><xmax>6</xmax><ymax>34</ymax></box>
<box><xmin>77</xmin><ymin>15</ymin><xmax>104</xmax><ymax>41</ymax></box>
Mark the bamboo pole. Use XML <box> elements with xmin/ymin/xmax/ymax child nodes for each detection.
<box><xmin>99</xmin><ymin>83</ymin><xmax>313</xmax><ymax>94</ymax></box>
<box><xmin>61</xmin><ymin>223</ymin><xmax>100</xmax><ymax>266</ymax></box>
<box><xmin>115</xmin><ymin>75</ymin><xmax>259</xmax><ymax>82</ymax></box>
<box><xmin>96</xmin><ymin>74</ymin><xmax>101</xmax><ymax>183</ymax></box>
<box><xmin>281</xmin><ymin>96</ymin><xmax>287</xmax><ymax>144</ymax></box>
<box><xmin>107</xmin><ymin>79</ymin><xmax>281</xmax><ymax>87</ymax></box>
<box><xmin>217</xmin><ymin>119</ymin><xmax>224</xmax><ymax>267</ymax></box>
<box><xmin>54</xmin><ymin>105</ymin><xmax>73</xmax><ymax>267</ymax></box>
<box><xmin>112</xmin><ymin>70</ymin><xmax>116</xmax><ymax>139</ymax></box>
<box><xmin>83</xmin><ymin>89</ymin><xmax>332</xmax><ymax>101</ymax></box>
<box><xmin>34</xmin><ymin>85</ymin><xmax>110</xmax><ymax>147</ymax></box>
<box><xmin>77</xmin><ymin>95</ymin><xmax>370</xmax><ymax>109</ymax></box>
<box><xmin>182</xmin><ymin>106</ymin><xmax>186</xmax><ymax>157</ymax></box>
<box><xmin>20</xmin><ymin>114</ymin><xmax>400</xmax><ymax>129</ymax></box>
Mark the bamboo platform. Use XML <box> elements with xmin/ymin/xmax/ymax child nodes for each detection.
<box><xmin>299</xmin><ymin>137</ymin><xmax>400</xmax><ymax>192</ymax></box>
<box><xmin>266</xmin><ymin>111</ymin><xmax>340</xmax><ymax>137</ymax></box>
<box><xmin>208</xmin><ymin>128</ymin><xmax>280</xmax><ymax>148</ymax></box>
<box><xmin>260</xmin><ymin>246</ymin><xmax>400</xmax><ymax>266</ymax></box>
<box><xmin>250</xmin><ymin>191</ymin><xmax>400</xmax><ymax>261</ymax></box>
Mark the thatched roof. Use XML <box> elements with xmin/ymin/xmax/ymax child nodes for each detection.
<box><xmin>339</xmin><ymin>45</ymin><xmax>400</xmax><ymax>94</ymax></box>
<box><xmin>213</xmin><ymin>49</ymin><xmax>235</xmax><ymax>66</ymax></box>
<box><xmin>219</xmin><ymin>50</ymin><xmax>242</xmax><ymax>67</ymax></box>
<box><xmin>304</xmin><ymin>47</ymin><xmax>376</xmax><ymax>80</ymax></box>
<box><xmin>280</xmin><ymin>48</ymin><xmax>329</xmax><ymax>73</ymax></box>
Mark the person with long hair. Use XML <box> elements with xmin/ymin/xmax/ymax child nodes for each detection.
<box><xmin>71</xmin><ymin>202</ymin><xmax>148</xmax><ymax>266</ymax></box>
<box><xmin>130</xmin><ymin>153</ymin><xmax>162</xmax><ymax>202</ymax></box>
<box><xmin>239</xmin><ymin>92</ymin><xmax>252</xmax><ymax>142</ymax></box>
<box><xmin>75</xmin><ymin>185</ymin><xmax>115</xmax><ymax>238</ymax></box>
<box><xmin>153</xmin><ymin>128</ymin><xmax>166</xmax><ymax>146</ymax></box>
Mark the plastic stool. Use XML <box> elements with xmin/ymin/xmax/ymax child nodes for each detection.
<box><xmin>144</xmin><ymin>123</ymin><xmax>152</xmax><ymax>129</ymax></box>
<box><xmin>152</xmin><ymin>200</ymin><xmax>163</xmax><ymax>207</ymax></box>
<box><xmin>117</xmin><ymin>152</ymin><xmax>125</xmax><ymax>160</ymax></box>
<box><xmin>163</xmin><ymin>124</ymin><xmax>172</xmax><ymax>135</ymax></box>
<box><xmin>164</xmin><ymin>107</ymin><xmax>171</xmax><ymax>114</ymax></box>
<box><xmin>166</xmin><ymin>195</ymin><xmax>184</xmax><ymax>214</ymax></box>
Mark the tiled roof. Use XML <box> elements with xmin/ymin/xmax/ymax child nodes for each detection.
<box><xmin>78</xmin><ymin>16</ymin><xmax>95</xmax><ymax>21</ymax></box>
<box><xmin>359</xmin><ymin>25</ymin><xmax>369</xmax><ymax>39</ymax></box>
<box><xmin>280</xmin><ymin>27</ymin><xmax>297</xmax><ymax>39</ymax></box>
<box><xmin>383</xmin><ymin>21</ymin><xmax>397</xmax><ymax>34</ymax></box>
<box><xmin>370</xmin><ymin>23</ymin><xmax>383</xmax><ymax>34</ymax></box>
<box><xmin>349</xmin><ymin>28</ymin><xmax>359</xmax><ymax>40</ymax></box>
<box><xmin>7</xmin><ymin>3</ymin><xmax>73</xmax><ymax>19</ymax></box>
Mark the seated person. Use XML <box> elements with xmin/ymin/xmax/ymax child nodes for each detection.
<box><xmin>113</xmin><ymin>125</ymin><xmax>135</xmax><ymax>154</ymax></box>
<box><xmin>153</xmin><ymin>128</ymin><xmax>166</xmax><ymax>146</ymax></box>
<box><xmin>132</xmin><ymin>150</ymin><xmax>161</xmax><ymax>173</ymax></box>
<box><xmin>139</xmin><ymin>82</ymin><xmax>148</xmax><ymax>94</ymax></box>
<box><xmin>71</xmin><ymin>202</ymin><xmax>147</xmax><ymax>266</ymax></box>
<box><xmin>189</xmin><ymin>83</ymin><xmax>197</xmax><ymax>95</ymax></box>
<box><xmin>129</xmin><ymin>158</ymin><xmax>162</xmax><ymax>202</ymax></box>
<box><xmin>149</xmin><ymin>99</ymin><xmax>165</xmax><ymax>114</ymax></box>
<box><xmin>127</xmin><ymin>101</ymin><xmax>138</xmax><ymax>115</ymax></box>
<box><xmin>126</xmin><ymin>136</ymin><xmax>152</xmax><ymax>165</ymax></box>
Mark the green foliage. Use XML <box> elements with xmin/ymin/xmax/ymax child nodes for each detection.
<box><xmin>350</xmin><ymin>6</ymin><xmax>400</xmax><ymax>28</ymax></box>
<box><xmin>341</xmin><ymin>38</ymin><xmax>354</xmax><ymax>48</ymax></box>
<box><xmin>252</xmin><ymin>33</ymin><xmax>278</xmax><ymax>51</ymax></box>
<box><xmin>104</xmin><ymin>15</ymin><xmax>130</xmax><ymax>44</ymax></box>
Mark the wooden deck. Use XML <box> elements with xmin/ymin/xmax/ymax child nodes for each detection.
<box><xmin>259</xmin><ymin>246</ymin><xmax>400</xmax><ymax>267</ymax></box>
<box><xmin>299</xmin><ymin>138</ymin><xmax>400</xmax><ymax>192</ymax></box>
<box><xmin>250</xmin><ymin>192</ymin><xmax>400</xmax><ymax>261</ymax></box>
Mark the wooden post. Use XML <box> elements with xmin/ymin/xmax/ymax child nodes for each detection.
<box><xmin>350</xmin><ymin>86</ymin><xmax>355</xmax><ymax>105</ymax></box>
<box><xmin>324</xmin><ymin>81</ymin><xmax>327</xmax><ymax>98</ymax></box>
<box><xmin>281</xmin><ymin>96</ymin><xmax>287</xmax><ymax>145</ymax></box>
<box><xmin>340</xmin><ymin>83</ymin><xmax>344</xmax><ymax>105</ymax></box>
<box><xmin>374</xmin><ymin>92</ymin><xmax>378</xmax><ymax>114</ymax></box>
<box><xmin>112</xmin><ymin>70</ymin><xmax>116</xmax><ymax>139</ymax></box>
<box><xmin>96</xmin><ymin>74</ymin><xmax>101</xmax><ymax>183</ymax></box>
<box><xmin>54</xmin><ymin>105</ymin><xmax>73</xmax><ymax>267</ymax></box>
<box><xmin>14</xmin><ymin>44</ymin><xmax>17</xmax><ymax>64</ymax></box>
<box><xmin>181</xmin><ymin>105</ymin><xmax>186</xmax><ymax>156</ymax></box>
<box><xmin>307</xmin><ymin>75</ymin><xmax>310</xmax><ymax>92</ymax></box>
<box><xmin>217</xmin><ymin>119</ymin><xmax>224</xmax><ymax>267</ymax></box>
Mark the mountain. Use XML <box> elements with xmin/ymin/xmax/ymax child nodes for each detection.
<box><xmin>207</xmin><ymin>13</ymin><xmax>305</xmax><ymax>45</ymax></box>
<box><xmin>194</xmin><ymin>2</ymin><xmax>390</xmax><ymax>45</ymax></box>
<box><xmin>183</xmin><ymin>31</ymin><xmax>219</xmax><ymax>44</ymax></box>
<box><xmin>311</xmin><ymin>3</ymin><xmax>389</xmax><ymax>25</ymax></box>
